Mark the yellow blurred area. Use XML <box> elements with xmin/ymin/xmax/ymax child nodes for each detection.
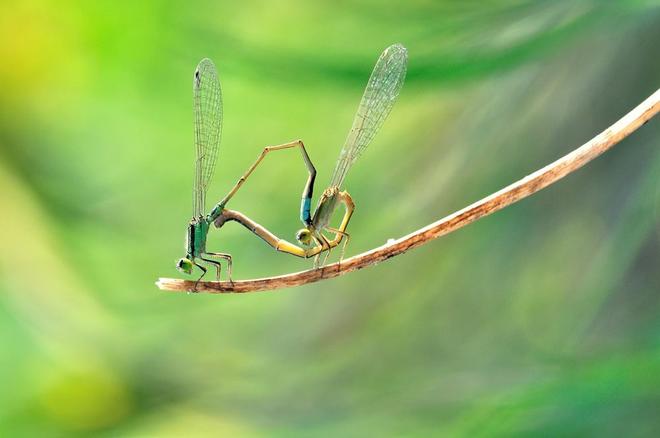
<box><xmin>0</xmin><ymin>2</ymin><xmax>86</xmax><ymax>106</ymax></box>
<box><xmin>132</xmin><ymin>409</ymin><xmax>258</xmax><ymax>437</ymax></box>
<box><xmin>39</xmin><ymin>365</ymin><xmax>132</xmax><ymax>430</ymax></box>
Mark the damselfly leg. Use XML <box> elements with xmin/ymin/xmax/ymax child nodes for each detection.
<box><xmin>204</xmin><ymin>252</ymin><xmax>233</xmax><ymax>283</ymax></box>
<box><xmin>200</xmin><ymin>257</ymin><xmax>223</xmax><ymax>281</ymax></box>
<box><xmin>326</xmin><ymin>190</ymin><xmax>355</xmax><ymax>262</ymax></box>
<box><xmin>325</xmin><ymin>227</ymin><xmax>350</xmax><ymax>262</ymax></box>
<box><xmin>312</xmin><ymin>232</ymin><xmax>333</xmax><ymax>267</ymax></box>
<box><xmin>192</xmin><ymin>261</ymin><xmax>208</xmax><ymax>291</ymax></box>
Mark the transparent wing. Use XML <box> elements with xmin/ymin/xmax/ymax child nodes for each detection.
<box><xmin>329</xmin><ymin>44</ymin><xmax>407</xmax><ymax>188</ymax></box>
<box><xmin>192</xmin><ymin>58</ymin><xmax>223</xmax><ymax>217</ymax></box>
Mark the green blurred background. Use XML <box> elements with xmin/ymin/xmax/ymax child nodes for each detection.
<box><xmin>1</xmin><ymin>0</ymin><xmax>659</xmax><ymax>436</ymax></box>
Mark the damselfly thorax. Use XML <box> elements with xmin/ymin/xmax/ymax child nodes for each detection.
<box><xmin>185</xmin><ymin>217</ymin><xmax>210</xmax><ymax>258</ymax></box>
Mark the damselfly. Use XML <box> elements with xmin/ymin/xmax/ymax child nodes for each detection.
<box><xmin>175</xmin><ymin>58</ymin><xmax>233</xmax><ymax>283</ymax></box>
<box><xmin>212</xmin><ymin>44</ymin><xmax>408</xmax><ymax>266</ymax></box>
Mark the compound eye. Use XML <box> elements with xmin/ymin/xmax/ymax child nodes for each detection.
<box><xmin>296</xmin><ymin>229</ymin><xmax>312</xmax><ymax>245</ymax></box>
<box><xmin>176</xmin><ymin>258</ymin><xmax>194</xmax><ymax>274</ymax></box>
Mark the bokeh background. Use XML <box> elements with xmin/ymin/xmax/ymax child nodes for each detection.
<box><xmin>1</xmin><ymin>0</ymin><xmax>659</xmax><ymax>436</ymax></box>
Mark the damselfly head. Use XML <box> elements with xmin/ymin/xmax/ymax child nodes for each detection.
<box><xmin>176</xmin><ymin>257</ymin><xmax>193</xmax><ymax>274</ymax></box>
<box><xmin>296</xmin><ymin>228</ymin><xmax>313</xmax><ymax>246</ymax></box>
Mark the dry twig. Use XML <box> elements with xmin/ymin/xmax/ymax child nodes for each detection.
<box><xmin>157</xmin><ymin>89</ymin><xmax>660</xmax><ymax>294</ymax></box>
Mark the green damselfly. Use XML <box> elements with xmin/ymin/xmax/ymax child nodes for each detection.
<box><xmin>176</xmin><ymin>44</ymin><xmax>407</xmax><ymax>286</ymax></box>
<box><xmin>175</xmin><ymin>59</ymin><xmax>233</xmax><ymax>284</ymax></box>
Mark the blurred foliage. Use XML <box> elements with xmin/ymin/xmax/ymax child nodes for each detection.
<box><xmin>0</xmin><ymin>0</ymin><xmax>659</xmax><ymax>436</ymax></box>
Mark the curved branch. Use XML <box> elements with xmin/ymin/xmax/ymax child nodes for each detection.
<box><xmin>157</xmin><ymin>89</ymin><xmax>660</xmax><ymax>294</ymax></box>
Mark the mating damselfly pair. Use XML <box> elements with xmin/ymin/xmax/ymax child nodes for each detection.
<box><xmin>175</xmin><ymin>44</ymin><xmax>408</xmax><ymax>287</ymax></box>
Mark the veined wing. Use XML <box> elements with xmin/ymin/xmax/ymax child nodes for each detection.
<box><xmin>329</xmin><ymin>44</ymin><xmax>407</xmax><ymax>188</ymax></box>
<box><xmin>192</xmin><ymin>58</ymin><xmax>223</xmax><ymax>218</ymax></box>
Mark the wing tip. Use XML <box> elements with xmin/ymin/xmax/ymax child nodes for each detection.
<box><xmin>194</xmin><ymin>58</ymin><xmax>218</xmax><ymax>83</ymax></box>
<box><xmin>196</xmin><ymin>57</ymin><xmax>216</xmax><ymax>69</ymax></box>
<box><xmin>386</xmin><ymin>43</ymin><xmax>408</xmax><ymax>59</ymax></box>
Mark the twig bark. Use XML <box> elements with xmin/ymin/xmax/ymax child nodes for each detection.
<box><xmin>157</xmin><ymin>89</ymin><xmax>660</xmax><ymax>294</ymax></box>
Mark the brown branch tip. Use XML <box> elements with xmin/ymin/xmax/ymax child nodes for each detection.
<box><xmin>157</xmin><ymin>89</ymin><xmax>660</xmax><ymax>294</ymax></box>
